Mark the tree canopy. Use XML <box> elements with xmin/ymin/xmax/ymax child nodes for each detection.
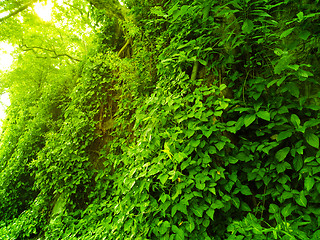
<box><xmin>1</xmin><ymin>0</ymin><xmax>320</xmax><ymax>239</ymax></box>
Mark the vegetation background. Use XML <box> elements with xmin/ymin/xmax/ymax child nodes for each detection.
<box><xmin>0</xmin><ymin>0</ymin><xmax>320</xmax><ymax>239</ymax></box>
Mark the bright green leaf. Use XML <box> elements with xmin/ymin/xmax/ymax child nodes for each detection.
<box><xmin>269</xmin><ymin>204</ymin><xmax>279</xmax><ymax>213</ymax></box>
<box><xmin>159</xmin><ymin>174</ymin><xmax>169</xmax><ymax>185</ymax></box>
<box><xmin>280</xmin><ymin>27</ymin><xmax>295</xmax><ymax>39</ymax></box>
<box><xmin>275</xmin><ymin>147</ymin><xmax>290</xmax><ymax>161</ymax></box>
<box><xmin>206</xmin><ymin>208</ymin><xmax>215</xmax><ymax>220</ymax></box>
<box><xmin>190</xmin><ymin>139</ymin><xmax>201</xmax><ymax>148</ymax></box>
<box><xmin>296</xmin><ymin>191</ymin><xmax>307</xmax><ymax>207</ymax></box>
<box><xmin>257</xmin><ymin>111</ymin><xmax>271</xmax><ymax>121</ymax></box>
<box><xmin>185</xmin><ymin>220</ymin><xmax>195</xmax><ymax>233</ymax></box>
<box><xmin>240</xmin><ymin>185</ymin><xmax>252</xmax><ymax>195</ymax></box>
<box><xmin>305</xmin><ymin>132</ymin><xmax>319</xmax><ymax>149</ymax></box>
<box><xmin>192</xmin><ymin>207</ymin><xmax>203</xmax><ymax>217</ymax></box>
<box><xmin>277</xmin><ymin>130</ymin><xmax>293</xmax><ymax>141</ymax></box>
<box><xmin>305</xmin><ymin>177</ymin><xmax>315</xmax><ymax>191</ymax></box>
<box><xmin>244</xmin><ymin>114</ymin><xmax>256</xmax><ymax>127</ymax></box>
<box><xmin>281</xmin><ymin>203</ymin><xmax>292</xmax><ymax>218</ymax></box>
<box><xmin>293</xmin><ymin>156</ymin><xmax>303</xmax><ymax>171</ymax></box>
<box><xmin>297</xmin><ymin>12</ymin><xmax>304</xmax><ymax>21</ymax></box>
<box><xmin>291</xmin><ymin>114</ymin><xmax>300</xmax><ymax>128</ymax></box>
<box><xmin>172</xmin><ymin>225</ymin><xmax>184</xmax><ymax>240</ymax></box>
<box><xmin>160</xmin><ymin>221</ymin><xmax>171</xmax><ymax>235</ymax></box>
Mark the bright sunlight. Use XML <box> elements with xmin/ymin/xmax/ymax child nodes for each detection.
<box><xmin>34</xmin><ymin>0</ymin><xmax>54</xmax><ymax>22</ymax></box>
<box><xmin>0</xmin><ymin>42</ymin><xmax>14</xmax><ymax>71</ymax></box>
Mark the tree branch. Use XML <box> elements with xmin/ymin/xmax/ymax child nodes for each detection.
<box><xmin>0</xmin><ymin>0</ymin><xmax>38</xmax><ymax>22</ymax></box>
<box><xmin>20</xmin><ymin>44</ymin><xmax>81</xmax><ymax>62</ymax></box>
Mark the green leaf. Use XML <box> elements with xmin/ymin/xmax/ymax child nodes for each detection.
<box><xmin>280</xmin><ymin>27</ymin><xmax>295</xmax><ymax>39</ymax></box>
<box><xmin>305</xmin><ymin>177</ymin><xmax>315</xmax><ymax>191</ymax></box>
<box><xmin>172</xmin><ymin>225</ymin><xmax>184</xmax><ymax>240</ymax></box>
<box><xmin>240</xmin><ymin>202</ymin><xmax>251</xmax><ymax>211</ymax></box>
<box><xmin>174</xmin><ymin>152</ymin><xmax>186</xmax><ymax>163</ymax></box>
<box><xmin>287</xmin><ymin>82</ymin><xmax>300</xmax><ymax>98</ymax></box>
<box><xmin>160</xmin><ymin>221</ymin><xmax>171</xmax><ymax>235</ymax></box>
<box><xmin>215</xmin><ymin>142</ymin><xmax>225</xmax><ymax>151</ymax></box>
<box><xmin>190</xmin><ymin>139</ymin><xmax>201</xmax><ymax>148</ymax></box>
<box><xmin>276</xmin><ymin>162</ymin><xmax>290</xmax><ymax>173</ymax></box>
<box><xmin>214</xmin><ymin>200</ymin><xmax>224</xmax><ymax>209</ymax></box>
<box><xmin>240</xmin><ymin>185</ymin><xmax>252</xmax><ymax>195</ymax></box>
<box><xmin>192</xmin><ymin>207</ymin><xmax>203</xmax><ymax>217</ymax></box>
<box><xmin>277</xmin><ymin>130</ymin><xmax>293</xmax><ymax>141</ymax></box>
<box><xmin>298</xmin><ymin>69</ymin><xmax>313</xmax><ymax>78</ymax></box>
<box><xmin>198</xmin><ymin>59</ymin><xmax>207</xmax><ymax>66</ymax></box>
<box><xmin>293</xmin><ymin>156</ymin><xmax>303</xmax><ymax>171</ymax></box>
<box><xmin>288</xmin><ymin>64</ymin><xmax>300</xmax><ymax>71</ymax></box>
<box><xmin>281</xmin><ymin>203</ymin><xmax>292</xmax><ymax>218</ymax></box>
<box><xmin>296</xmin><ymin>191</ymin><xmax>307</xmax><ymax>207</ymax></box>
<box><xmin>275</xmin><ymin>147</ymin><xmax>290</xmax><ymax>161</ymax></box>
<box><xmin>244</xmin><ymin>114</ymin><xmax>256</xmax><ymax>127</ymax></box>
<box><xmin>305</xmin><ymin>132</ymin><xmax>319</xmax><ymax>149</ymax></box>
<box><xmin>291</xmin><ymin>114</ymin><xmax>300</xmax><ymax>128</ymax></box>
<box><xmin>257</xmin><ymin>111</ymin><xmax>271</xmax><ymax>121</ymax></box>
<box><xmin>206</xmin><ymin>208</ymin><xmax>215</xmax><ymax>220</ymax></box>
<box><xmin>297</xmin><ymin>12</ymin><xmax>304</xmax><ymax>21</ymax></box>
<box><xmin>274</xmin><ymin>55</ymin><xmax>291</xmax><ymax>74</ymax></box>
<box><xmin>185</xmin><ymin>220</ymin><xmax>195</xmax><ymax>233</ymax></box>
<box><xmin>299</xmin><ymin>30</ymin><xmax>311</xmax><ymax>40</ymax></box>
<box><xmin>242</xmin><ymin>19</ymin><xmax>254</xmax><ymax>34</ymax></box>
<box><xmin>159</xmin><ymin>174</ymin><xmax>169</xmax><ymax>185</ymax></box>
<box><xmin>269</xmin><ymin>204</ymin><xmax>279</xmax><ymax>213</ymax></box>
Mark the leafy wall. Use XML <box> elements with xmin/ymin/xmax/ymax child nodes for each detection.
<box><xmin>0</xmin><ymin>0</ymin><xmax>320</xmax><ymax>239</ymax></box>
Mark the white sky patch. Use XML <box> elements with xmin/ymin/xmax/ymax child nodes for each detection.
<box><xmin>0</xmin><ymin>42</ymin><xmax>14</xmax><ymax>71</ymax></box>
<box><xmin>0</xmin><ymin>11</ymin><xmax>9</xmax><ymax>19</ymax></box>
<box><xmin>34</xmin><ymin>0</ymin><xmax>54</xmax><ymax>22</ymax></box>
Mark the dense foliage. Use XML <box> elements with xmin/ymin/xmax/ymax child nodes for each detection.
<box><xmin>1</xmin><ymin>0</ymin><xmax>320</xmax><ymax>239</ymax></box>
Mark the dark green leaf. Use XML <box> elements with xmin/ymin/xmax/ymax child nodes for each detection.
<box><xmin>287</xmin><ymin>82</ymin><xmax>300</xmax><ymax>98</ymax></box>
<box><xmin>299</xmin><ymin>30</ymin><xmax>311</xmax><ymax>40</ymax></box>
<box><xmin>242</xmin><ymin>19</ymin><xmax>254</xmax><ymax>34</ymax></box>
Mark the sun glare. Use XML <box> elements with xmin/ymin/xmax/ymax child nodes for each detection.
<box><xmin>34</xmin><ymin>0</ymin><xmax>54</xmax><ymax>22</ymax></box>
<box><xmin>0</xmin><ymin>42</ymin><xmax>14</xmax><ymax>72</ymax></box>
